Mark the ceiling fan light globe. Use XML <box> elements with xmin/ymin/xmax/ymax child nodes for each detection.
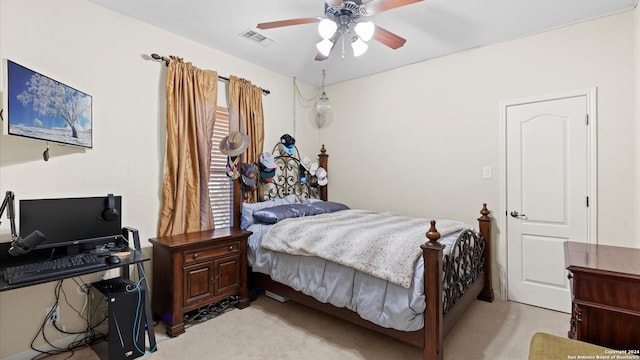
<box><xmin>351</xmin><ymin>38</ymin><xmax>368</xmax><ymax>57</ymax></box>
<box><xmin>318</xmin><ymin>19</ymin><xmax>337</xmax><ymax>39</ymax></box>
<box><xmin>355</xmin><ymin>21</ymin><xmax>375</xmax><ymax>42</ymax></box>
<box><xmin>316</xmin><ymin>39</ymin><xmax>333</xmax><ymax>56</ymax></box>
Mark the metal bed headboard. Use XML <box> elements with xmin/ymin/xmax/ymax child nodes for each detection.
<box><xmin>234</xmin><ymin>142</ymin><xmax>328</xmax><ymax>228</ymax></box>
<box><xmin>243</xmin><ymin>143</ymin><xmax>329</xmax><ymax>201</ymax></box>
<box><xmin>258</xmin><ymin>143</ymin><xmax>327</xmax><ymax>202</ymax></box>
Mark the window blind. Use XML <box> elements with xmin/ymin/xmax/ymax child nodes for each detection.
<box><xmin>209</xmin><ymin>107</ymin><xmax>232</xmax><ymax>229</ymax></box>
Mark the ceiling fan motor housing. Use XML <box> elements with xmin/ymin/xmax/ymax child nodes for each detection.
<box><xmin>325</xmin><ymin>1</ymin><xmax>366</xmax><ymax>25</ymax></box>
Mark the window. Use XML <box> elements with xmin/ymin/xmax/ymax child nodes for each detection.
<box><xmin>209</xmin><ymin>107</ymin><xmax>233</xmax><ymax>229</ymax></box>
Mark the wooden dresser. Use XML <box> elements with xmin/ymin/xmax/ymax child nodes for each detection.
<box><xmin>564</xmin><ymin>241</ymin><xmax>640</xmax><ymax>350</ymax></box>
<box><xmin>149</xmin><ymin>228</ymin><xmax>251</xmax><ymax>337</ymax></box>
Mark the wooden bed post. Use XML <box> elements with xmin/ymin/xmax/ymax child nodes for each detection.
<box><xmin>477</xmin><ymin>203</ymin><xmax>494</xmax><ymax>302</ymax></box>
<box><xmin>232</xmin><ymin>177</ymin><xmax>242</xmax><ymax>229</ymax></box>
<box><xmin>421</xmin><ymin>220</ymin><xmax>444</xmax><ymax>360</ymax></box>
<box><xmin>318</xmin><ymin>145</ymin><xmax>329</xmax><ymax>201</ymax></box>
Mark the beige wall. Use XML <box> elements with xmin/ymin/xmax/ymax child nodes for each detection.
<box><xmin>323</xmin><ymin>12</ymin><xmax>636</xmax><ymax>296</ymax></box>
<box><xmin>0</xmin><ymin>0</ymin><xmax>637</xmax><ymax>357</ymax></box>
<box><xmin>0</xmin><ymin>0</ymin><xmax>319</xmax><ymax>357</ymax></box>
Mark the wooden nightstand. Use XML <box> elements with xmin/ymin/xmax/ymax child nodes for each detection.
<box><xmin>149</xmin><ymin>228</ymin><xmax>251</xmax><ymax>337</ymax></box>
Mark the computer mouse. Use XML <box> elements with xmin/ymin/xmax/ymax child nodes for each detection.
<box><xmin>105</xmin><ymin>255</ymin><xmax>121</xmax><ymax>265</ymax></box>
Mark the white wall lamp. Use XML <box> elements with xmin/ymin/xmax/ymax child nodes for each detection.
<box><xmin>316</xmin><ymin>70</ymin><xmax>331</xmax><ymax>115</ymax></box>
<box><xmin>292</xmin><ymin>70</ymin><xmax>333</xmax><ymax>130</ymax></box>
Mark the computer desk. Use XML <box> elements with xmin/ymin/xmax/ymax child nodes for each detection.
<box><xmin>0</xmin><ymin>247</ymin><xmax>149</xmax><ymax>291</ymax></box>
<box><xmin>0</xmin><ymin>227</ymin><xmax>157</xmax><ymax>352</ymax></box>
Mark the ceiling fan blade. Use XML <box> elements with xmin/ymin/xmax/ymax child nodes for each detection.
<box><xmin>373</xmin><ymin>25</ymin><xmax>406</xmax><ymax>49</ymax></box>
<box><xmin>315</xmin><ymin>32</ymin><xmax>341</xmax><ymax>61</ymax></box>
<box><xmin>314</xmin><ymin>53</ymin><xmax>329</xmax><ymax>61</ymax></box>
<box><xmin>315</xmin><ymin>51</ymin><xmax>329</xmax><ymax>61</ymax></box>
<box><xmin>363</xmin><ymin>0</ymin><xmax>423</xmax><ymax>15</ymax></box>
<box><xmin>326</xmin><ymin>0</ymin><xmax>344</xmax><ymax>6</ymax></box>
<box><xmin>257</xmin><ymin>17</ymin><xmax>320</xmax><ymax>30</ymax></box>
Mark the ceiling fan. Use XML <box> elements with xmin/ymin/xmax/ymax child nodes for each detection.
<box><xmin>256</xmin><ymin>0</ymin><xmax>423</xmax><ymax>61</ymax></box>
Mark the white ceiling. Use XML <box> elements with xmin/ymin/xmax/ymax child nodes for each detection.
<box><xmin>86</xmin><ymin>0</ymin><xmax>637</xmax><ymax>86</ymax></box>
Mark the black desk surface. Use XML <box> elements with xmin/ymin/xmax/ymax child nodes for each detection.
<box><xmin>0</xmin><ymin>242</ymin><xmax>150</xmax><ymax>292</ymax></box>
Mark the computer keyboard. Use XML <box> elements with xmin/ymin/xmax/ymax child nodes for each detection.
<box><xmin>3</xmin><ymin>254</ymin><xmax>106</xmax><ymax>285</ymax></box>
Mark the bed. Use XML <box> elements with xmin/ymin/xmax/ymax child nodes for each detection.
<box><xmin>236</xmin><ymin>142</ymin><xmax>493</xmax><ymax>360</ymax></box>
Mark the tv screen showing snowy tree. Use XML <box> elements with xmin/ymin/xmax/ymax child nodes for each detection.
<box><xmin>6</xmin><ymin>60</ymin><xmax>92</xmax><ymax>148</ymax></box>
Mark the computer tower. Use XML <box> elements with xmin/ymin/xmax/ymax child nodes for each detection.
<box><xmin>89</xmin><ymin>278</ymin><xmax>145</xmax><ymax>360</ymax></box>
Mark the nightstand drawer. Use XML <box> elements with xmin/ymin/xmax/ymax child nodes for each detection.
<box><xmin>183</xmin><ymin>241</ymin><xmax>240</xmax><ymax>264</ymax></box>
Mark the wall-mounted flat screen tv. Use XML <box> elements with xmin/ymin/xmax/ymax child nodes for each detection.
<box><xmin>6</xmin><ymin>60</ymin><xmax>92</xmax><ymax>148</ymax></box>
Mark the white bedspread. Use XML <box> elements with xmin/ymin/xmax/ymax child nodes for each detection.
<box><xmin>261</xmin><ymin>209</ymin><xmax>469</xmax><ymax>288</ymax></box>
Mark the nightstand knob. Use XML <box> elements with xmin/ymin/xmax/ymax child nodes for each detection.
<box><xmin>228</xmin><ymin>245</ymin><xmax>233</xmax><ymax>251</ymax></box>
<box><xmin>193</xmin><ymin>253</ymin><xmax>199</xmax><ymax>259</ymax></box>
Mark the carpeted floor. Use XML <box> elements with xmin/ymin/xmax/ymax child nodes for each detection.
<box><xmin>44</xmin><ymin>294</ymin><xmax>569</xmax><ymax>360</ymax></box>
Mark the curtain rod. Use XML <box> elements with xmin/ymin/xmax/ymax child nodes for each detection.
<box><xmin>150</xmin><ymin>53</ymin><xmax>270</xmax><ymax>95</ymax></box>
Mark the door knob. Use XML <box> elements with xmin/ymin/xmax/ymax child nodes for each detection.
<box><xmin>510</xmin><ymin>211</ymin><xmax>526</xmax><ymax>218</ymax></box>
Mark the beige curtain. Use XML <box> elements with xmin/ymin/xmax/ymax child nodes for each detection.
<box><xmin>229</xmin><ymin>76</ymin><xmax>264</xmax><ymax>203</ymax></box>
<box><xmin>158</xmin><ymin>56</ymin><xmax>218</xmax><ymax>236</ymax></box>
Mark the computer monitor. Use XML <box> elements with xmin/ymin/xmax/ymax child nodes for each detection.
<box><xmin>19</xmin><ymin>195</ymin><xmax>122</xmax><ymax>252</ymax></box>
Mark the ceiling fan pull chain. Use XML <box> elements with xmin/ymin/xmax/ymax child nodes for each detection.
<box><xmin>341</xmin><ymin>35</ymin><xmax>346</xmax><ymax>59</ymax></box>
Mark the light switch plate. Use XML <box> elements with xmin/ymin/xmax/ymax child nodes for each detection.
<box><xmin>483</xmin><ymin>166</ymin><xmax>492</xmax><ymax>179</ymax></box>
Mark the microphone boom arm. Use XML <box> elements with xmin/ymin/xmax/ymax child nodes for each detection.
<box><xmin>0</xmin><ymin>191</ymin><xmax>18</xmax><ymax>241</ymax></box>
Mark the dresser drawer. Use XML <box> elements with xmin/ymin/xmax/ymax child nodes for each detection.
<box><xmin>183</xmin><ymin>241</ymin><xmax>240</xmax><ymax>264</ymax></box>
<box><xmin>573</xmin><ymin>272</ymin><xmax>640</xmax><ymax>312</ymax></box>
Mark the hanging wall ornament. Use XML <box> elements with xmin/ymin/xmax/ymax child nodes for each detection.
<box><xmin>226</xmin><ymin>156</ymin><xmax>240</xmax><ymax>180</ymax></box>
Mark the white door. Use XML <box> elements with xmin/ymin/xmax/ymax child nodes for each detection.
<box><xmin>505</xmin><ymin>92</ymin><xmax>594</xmax><ymax>313</ymax></box>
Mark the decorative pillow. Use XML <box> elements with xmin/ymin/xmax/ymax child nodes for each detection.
<box><xmin>241</xmin><ymin>194</ymin><xmax>299</xmax><ymax>229</ymax></box>
<box><xmin>253</xmin><ymin>204</ymin><xmax>320</xmax><ymax>224</ymax></box>
<box><xmin>308</xmin><ymin>201</ymin><xmax>350</xmax><ymax>214</ymax></box>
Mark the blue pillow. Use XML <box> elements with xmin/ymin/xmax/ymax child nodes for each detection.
<box><xmin>241</xmin><ymin>194</ymin><xmax>299</xmax><ymax>229</ymax></box>
<box><xmin>308</xmin><ymin>201</ymin><xmax>349</xmax><ymax>214</ymax></box>
<box><xmin>253</xmin><ymin>204</ymin><xmax>320</xmax><ymax>224</ymax></box>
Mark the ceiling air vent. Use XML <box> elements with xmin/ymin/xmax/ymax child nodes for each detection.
<box><xmin>239</xmin><ymin>29</ymin><xmax>276</xmax><ymax>47</ymax></box>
